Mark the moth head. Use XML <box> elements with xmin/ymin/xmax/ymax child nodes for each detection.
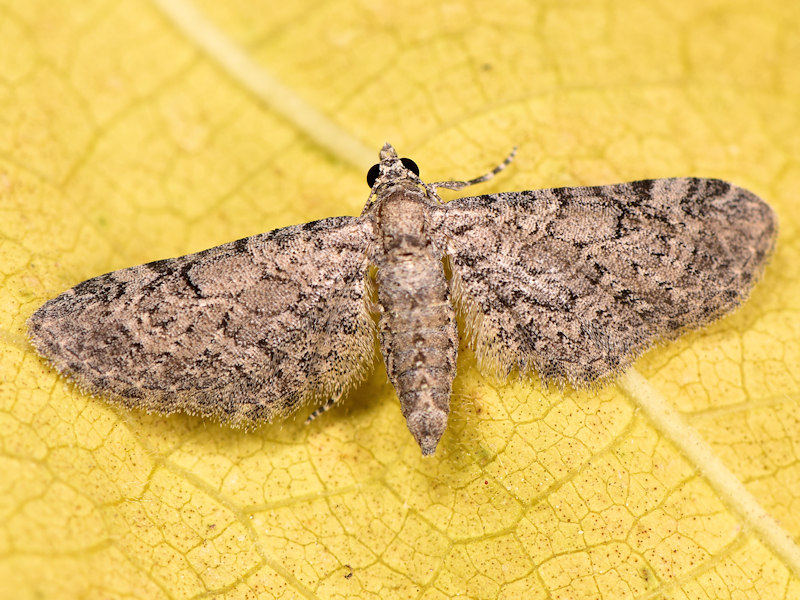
<box><xmin>366</xmin><ymin>143</ymin><xmax>420</xmax><ymax>189</ymax></box>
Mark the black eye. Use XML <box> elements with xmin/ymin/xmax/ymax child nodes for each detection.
<box><xmin>367</xmin><ymin>163</ymin><xmax>380</xmax><ymax>188</ymax></box>
<box><xmin>401</xmin><ymin>157</ymin><xmax>419</xmax><ymax>176</ymax></box>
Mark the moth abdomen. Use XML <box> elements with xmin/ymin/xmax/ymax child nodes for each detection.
<box><xmin>375</xmin><ymin>251</ymin><xmax>458</xmax><ymax>455</ymax></box>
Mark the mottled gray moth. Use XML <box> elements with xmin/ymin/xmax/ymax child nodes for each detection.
<box><xmin>28</xmin><ymin>144</ymin><xmax>777</xmax><ymax>455</ymax></box>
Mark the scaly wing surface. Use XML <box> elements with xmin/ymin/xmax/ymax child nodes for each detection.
<box><xmin>29</xmin><ymin>217</ymin><xmax>377</xmax><ymax>426</ymax></box>
<box><xmin>431</xmin><ymin>178</ymin><xmax>777</xmax><ymax>385</ymax></box>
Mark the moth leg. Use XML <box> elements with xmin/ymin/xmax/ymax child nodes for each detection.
<box><xmin>304</xmin><ymin>395</ymin><xmax>340</xmax><ymax>424</ymax></box>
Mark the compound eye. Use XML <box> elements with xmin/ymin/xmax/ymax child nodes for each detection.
<box><xmin>401</xmin><ymin>157</ymin><xmax>419</xmax><ymax>176</ymax></box>
<box><xmin>366</xmin><ymin>163</ymin><xmax>380</xmax><ymax>187</ymax></box>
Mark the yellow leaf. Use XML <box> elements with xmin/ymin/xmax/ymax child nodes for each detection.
<box><xmin>2</xmin><ymin>0</ymin><xmax>799</xmax><ymax>598</ymax></box>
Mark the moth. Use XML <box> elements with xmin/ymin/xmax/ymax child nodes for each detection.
<box><xmin>28</xmin><ymin>144</ymin><xmax>777</xmax><ymax>455</ymax></box>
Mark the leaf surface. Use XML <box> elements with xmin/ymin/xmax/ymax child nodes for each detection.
<box><xmin>2</xmin><ymin>0</ymin><xmax>799</xmax><ymax>598</ymax></box>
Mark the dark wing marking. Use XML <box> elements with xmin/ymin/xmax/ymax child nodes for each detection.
<box><xmin>431</xmin><ymin>178</ymin><xmax>777</xmax><ymax>385</ymax></box>
<box><xmin>28</xmin><ymin>217</ymin><xmax>377</xmax><ymax>426</ymax></box>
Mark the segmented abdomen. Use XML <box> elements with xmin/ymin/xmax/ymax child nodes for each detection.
<box><xmin>376</xmin><ymin>254</ymin><xmax>458</xmax><ymax>455</ymax></box>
